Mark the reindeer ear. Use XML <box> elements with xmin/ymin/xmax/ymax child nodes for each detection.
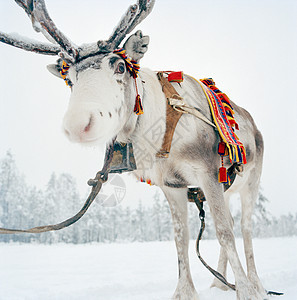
<box><xmin>46</xmin><ymin>64</ymin><xmax>62</xmax><ymax>79</ymax></box>
<box><xmin>123</xmin><ymin>30</ymin><xmax>150</xmax><ymax>62</ymax></box>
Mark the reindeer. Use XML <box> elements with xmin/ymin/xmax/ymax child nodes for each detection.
<box><xmin>0</xmin><ymin>1</ymin><xmax>267</xmax><ymax>299</ymax></box>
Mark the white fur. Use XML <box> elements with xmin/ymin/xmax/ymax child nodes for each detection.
<box><xmin>62</xmin><ymin>56</ymin><xmax>265</xmax><ymax>300</ymax></box>
<box><xmin>63</xmin><ymin>56</ymin><xmax>136</xmax><ymax>145</ymax></box>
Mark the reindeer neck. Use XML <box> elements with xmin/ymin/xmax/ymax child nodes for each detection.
<box><xmin>117</xmin><ymin>68</ymin><xmax>167</xmax><ymax>180</ymax></box>
<box><xmin>131</xmin><ymin>68</ymin><xmax>167</xmax><ymax>149</ymax></box>
<box><xmin>118</xmin><ymin>68</ymin><xmax>167</xmax><ymax>147</ymax></box>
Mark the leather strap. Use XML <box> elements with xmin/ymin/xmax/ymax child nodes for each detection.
<box><xmin>156</xmin><ymin>72</ymin><xmax>216</xmax><ymax>158</ymax></box>
<box><xmin>156</xmin><ymin>72</ymin><xmax>183</xmax><ymax>158</ymax></box>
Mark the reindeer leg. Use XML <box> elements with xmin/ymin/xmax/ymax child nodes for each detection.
<box><xmin>202</xmin><ymin>178</ymin><xmax>264</xmax><ymax>300</ymax></box>
<box><xmin>161</xmin><ymin>186</ymin><xmax>199</xmax><ymax>300</ymax></box>
<box><xmin>210</xmin><ymin>194</ymin><xmax>233</xmax><ymax>291</ymax></box>
<box><xmin>240</xmin><ymin>182</ymin><xmax>266</xmax><ymax>298</ymax></box>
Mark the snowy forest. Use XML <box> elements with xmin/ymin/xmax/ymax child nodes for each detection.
<box><xmin>0</xmin><ymin>151</ymin><xmax>296</xmax><ymax>244</ymax></box>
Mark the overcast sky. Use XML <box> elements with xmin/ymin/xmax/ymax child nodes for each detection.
<box><xmin>0</xmin><ymin>0</ymin><xmax>296</xmax><ymax>216</ymax></box>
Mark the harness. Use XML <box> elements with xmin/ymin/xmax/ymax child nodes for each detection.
<box><xmin>0</xmin><ymin>51</ymin><xmax>282</xmax><ymax>296</ymax></box>
<box><xmin>155</xmin><ymin>71</ymin><xmax>215</xmax><ymax>158</ymax></box>
<box><xmin>155</xmin><ymin>70</ymin><xmax>244</xmax><ymax>191</ymax></box>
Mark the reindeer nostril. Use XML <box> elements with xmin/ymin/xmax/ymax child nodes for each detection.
<box><xmin>84</xmin><ymin>115</ymin><xmax>93</xmax><ymax>132</ymax></box>
<box><xmin>64</xmin><ymin>129</ymin><xmax>70</xmax><ymax>137</ymax></box>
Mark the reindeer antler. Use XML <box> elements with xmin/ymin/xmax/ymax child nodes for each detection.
<box><xmin>0</xmin><ymin>31</ymin><xmax>60</xmax><ymax>55</ymax></box>
<box><xmin>106</xmin><ymin>0</ymin><xmax>155</xmax><ymax>49</ymax></box>
<box><xmin>81</xmin><ymin>0</ymin><xmax>155</xmax><ymax>58</ymax></box>
<box><xmin>15</xmin><ymin>0</ymin><xmax>78</xmax><ymax>59</ymax></box>
<box><xmin>0</xmin><ymin>0</ymin><xmax>155</xmax><ymax>60</ymax></box>
<box><xmin>0</xmin><ymin>0</ymin><xmax>77</xmax><ymax>59</ymax></box>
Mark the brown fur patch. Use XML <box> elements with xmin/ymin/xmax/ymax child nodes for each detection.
<box><xmin>116</xmin><ymin>79</ymin><xmax>124</xmax><ymax>85</ymax></box>
<box><xmin>255</xmin><ymin>130</ymin><xmax>264</xmax><ymax>155</ymax></box>
<box><xmin>164</xmin><ymin>168</ymin><xmax>189</xmax><ymax>189</ymax></box>
<box><xmin>181</xmin><ymin>129</ymin><xmax>219</xmax><ymax>168</ymax></box>
<box><xmin>245</xmin><ymin>145</ymin><xmax>253</xmax><ymax>162</ymax></box>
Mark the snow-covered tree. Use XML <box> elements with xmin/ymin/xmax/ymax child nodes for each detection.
<box><xmin>0</xmin><ymin>151</ymin><xmax>29</xmax><ymax>242</ymax></box>
<box><xmin>151</xmin><ymin>191</ymin><xmax>162</xmax><ymax>241</ymax></box>
<box><xmin>1</xmin><ymin>151</ymin><xmax>296</xmax><ymax>244</ymax></box>
<box><xmin>159</xmin><ymin>196</ymin><xmax>172</xmax><ymax>240</ymax></box>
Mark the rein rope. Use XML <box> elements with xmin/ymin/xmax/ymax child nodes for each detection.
<box><xmin>0</xmin><ymin>49</ymin><xmax>144</xmax><ymax>234</ymax></box>
<box><xmin>190</xmin><ymin>188</ymin><xmax>284</xmax><ymax>296</ymax></box>
<box><xmin>0</xmin><ymin>139</ymin><xmax>116</xmax><ymax>234</ymax></box>
<box><xmin>189</xmin><ymin>188</ymin><xmax>236</xmax><ymax>291</ymax></box>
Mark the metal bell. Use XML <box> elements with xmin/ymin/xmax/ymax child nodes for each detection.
<box><xmin>109</xmin><ymin>142</ymin><xmax>137</xmax><ymax>174</ymax></box>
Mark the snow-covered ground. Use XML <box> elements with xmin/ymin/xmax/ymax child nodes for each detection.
<box><xmin>0</xmin><ymin>237</ymin><xmax>296</xmax><ymax>300</ymax></box>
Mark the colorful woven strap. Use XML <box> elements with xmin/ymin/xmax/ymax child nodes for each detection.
<box><xmin>198</xmin><ymin>78</ymin><xmax>247</xmax><ymax>165</ymax></box>
<box><xmin>59</xmin><ymin>49</ymin><xmax>143</xmax><ymax>115</ymax></box>
<box><xmin>60</xmin><ymin>60</ymin><xmax>71</xmax><ymax>87</ymax></box>
<box><xmin>114</xmin><ymin>48</ymin><xmax>143</xmax><ymax>115</ymax></box>
<box><xmin>200</xmin><ymin>78</ymin><xmax>239</xmax><ymax>130</ymax></box>
<box><xmin>113</xmin><ymin>48</ymin><xmax>140</xmax><ymax>79</ymax></box>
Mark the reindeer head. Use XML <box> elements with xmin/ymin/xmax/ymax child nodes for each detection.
<box><xmin>0</xmin><ymin>0</ymin><xmax>155</xmax><ymax>145</ymax></box>
<box><xmin>55</xmin><ymin>30</ymin><xmax>150</xmax><ymax>145</ymax></box>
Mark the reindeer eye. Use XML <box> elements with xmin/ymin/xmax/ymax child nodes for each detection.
<box><xmin>115</xmin><ymin>62</ymin><xmax>125</xmax><ymax>74</ymax></box>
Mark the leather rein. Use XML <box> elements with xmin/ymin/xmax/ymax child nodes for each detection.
<box><xmin>0</xmin><ymin>139</ymin><xmax>116</xmax><ymax>234</ymax></box>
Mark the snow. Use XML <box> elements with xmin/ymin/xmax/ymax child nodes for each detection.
<box><xmin>6</xmin><ymin>32</ymin><xmax>43</xmax><ymax>45</ymax></box>
<box><xmin>0</xmin><ymin>237</ymin><xmax>296</xmax><ymax>300</ymax></box>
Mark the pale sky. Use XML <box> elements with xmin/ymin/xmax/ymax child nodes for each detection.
<box><xmin>0</xmin><ymin>0</ymin><xmax>296</xmax><ymax>216</ymax></box>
